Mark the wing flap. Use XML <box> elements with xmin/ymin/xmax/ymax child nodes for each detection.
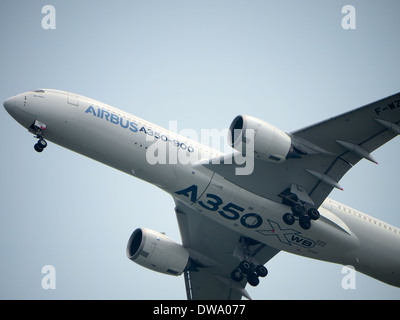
<box><xmin>184</xmin><ymin>268</ymin><xmax>249</xmax><ymax>300</ymax></box>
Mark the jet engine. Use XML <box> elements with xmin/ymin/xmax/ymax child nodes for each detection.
<box><xmin>126</xmin><ymin>228</ymin><xmax>190</xmax><ymax>276</ymax></box>
<box><xmin>228</xmin><ymin>115</ymin><xmax>294</xmax><ymax>163</ymax></box>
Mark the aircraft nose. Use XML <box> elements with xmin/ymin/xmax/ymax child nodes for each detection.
<box><xmin>3</xmin><ymin>93</ymin><xmax>35</xmax><ymax>128</ymax></box>
<box><xmin>3</xmin><ymin>96</ymin><xmax>16</xmax><ymax>113</ymax></box>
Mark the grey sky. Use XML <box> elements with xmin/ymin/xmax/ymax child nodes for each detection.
<box><xmin>1</xmin><ymin>1</ymin><xmax>400</xmax><ymax>299</ymax></box>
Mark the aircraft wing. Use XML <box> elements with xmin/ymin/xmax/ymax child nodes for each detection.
<box><xmin>174</xmin><ymin>199</ymin><xmax>280</xmax><ymax>300</ymax></box>
<box><xmin>203</xmin><ymin>92</ymin><xmax>400</xmax><ymax>209</ymax></box>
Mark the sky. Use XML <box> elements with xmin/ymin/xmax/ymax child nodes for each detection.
<box><xmin>1</xmin><ymin>0</ymin><xmax>400</xmax><ymax>300</ymax></box>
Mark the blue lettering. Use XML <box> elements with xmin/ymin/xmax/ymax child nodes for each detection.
<box><xmin>101</xmin><ymin>110</ymin><xmax>110</xmax><ymax>121</ymax></box>
<box><xmin>290</xmin><ymin>235</ymin><xmax>304</xmax><ymax>243</ymax></box>
<box><xmin>110</xmin><ymin>113</ymin><xmax>119</xmax><ymax>125</ymax></box>
<box><xmin>85</xmin><ymin>105</ymin><xmax>96</xmax><ymax>115</ymax></box>
<box><xmin>120</xmin><ymin>118</ymin><xmax>129</xmax><ymax>129</ymax></box>
<box><xmin>198</xmin><ymin>193</ymin><xmax>223</xmax><ymax>211</ymax></box>
<box><xmin>83</xmin><ymin>106</ymin><xmax>194</xmax><ymax>152</ymax></box>
<box><xmin>139</xmin><ymin>126</ymin><xmax>147</xmax><ymax>134</ymax></box>
<box><xmin>240</xmin><ymin>213</ymin><xmax>263</xmax><ymax>229</ymax></box>
<box><xmin>290</xmin><ymin>235</ymin><xmax>315</xmax><ymax>248</ymax></box>
<box><xmin>129</xmin><ymin>122</ymin><xmax>138</xmax><ymax>133</ymax></box>
<box><xmin>175</xmin><ymin>185</ymin><xmax>198</xmax><ymax>203</ymax></box>
<box><xmin>176</xmin><ymin>185</ymin><xmax>265</xmax><ymax>230</ymax></box>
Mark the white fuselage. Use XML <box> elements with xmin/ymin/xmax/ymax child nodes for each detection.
<box><xmin>4</xmin><ymin>89</ymin><xmax>400</xmax><ymax>288</ymax></box>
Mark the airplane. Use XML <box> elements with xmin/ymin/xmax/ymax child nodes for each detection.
<box><xmin>3</xmin><ymin>89</ymin><xmax>400</xmax><ymax>299</ymax></box>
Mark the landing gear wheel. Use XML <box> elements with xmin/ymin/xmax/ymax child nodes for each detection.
<box><xmin>299</xmin><ymin>215</ymin><xmax>311</xmax><ymax>230</ymax></box>
<box><xmin>247</xmin><ymin>273</ymin><xmax>260</xmax><ymax>287</ymax></box>
<box><xmin>231</xmin><ymin>269</ymin><xmax>243</xmax><ymax>282</ymax></box>
<box><xmin>239</xmin><ymin>261</ymin><xmax>252</xmax><ymax>274</ymax></box>
<box><xmin>307</xmin><ymin>208</ymin><xmax>320</xmax><ymax>220</ymax></box>
<box><xmin>283</xmin><ymin>213</ymin><xmax>296</xmax><ymax>225</ymax></box>
<box><xmin>37</xmin><ymin>138</ymin><xmax>47</xmax><ymax>149</ymax></box>
<box><xmin>34</xmin><ymin>139</ymin><xmax>47</xmax><ymax>153</ymax></box>
<box><xmin>291</xmin><ymin>203</ymin><xmax>305</xmax><ymax>216</ymax></box>
<box><xmin>34</xmin><ymin>143</ymin><xmax>44</xmax><ymax>153</ymax></box>
<box><xmin>255</xmin><ymin>265</ymin><xmax>268</xmax><ymax>278</ymax></box>
<box><xmin>232</xmin><ymin>238</ymin><xmax>269</xmax><ymax>287</ymax></box>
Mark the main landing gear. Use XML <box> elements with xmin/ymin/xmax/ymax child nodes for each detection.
<box><xmin>231</xmin><ymin>260</ymin><xmax>268</xmax><ymax>287</ymax></box>
<box><xmin>230</xmin><ymin>237</ymin><xmax>268</xmax><ymax>287</ymax></box>
<box><xmin>282</xmin><ymin>205</ymin><xmax>320</xmax><ymax>230</ymax></box>
<box><xmin>280</xmin><ymin>186</ymin><xmax>320</xmax><ymax>230</ymax></box>
<box><xmin>31</xmin><ymin>120</ymin><xmax>48</xmax><ymax>153</ymax></box>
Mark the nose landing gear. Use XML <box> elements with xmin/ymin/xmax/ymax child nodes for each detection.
<box><xmin>34</xmin><ymin>138</ymin><xmax>48</xmax><ymax>153</ymax></box>
<box><xmin>30</xmin><ymin>120</ymin><xmax>48</xmax><ymax>153</ymax></box>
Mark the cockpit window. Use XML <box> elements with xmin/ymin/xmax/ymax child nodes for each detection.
<box><xmin>32</xmin><ymin>89</ymin><xmax>45</xmax><ymax>93</ymax></box>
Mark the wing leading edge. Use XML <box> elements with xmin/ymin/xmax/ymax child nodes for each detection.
<box><xmin>202</xmin><ymin>92</ymin><xmax>400</xmax><ymax>208</ymax></box>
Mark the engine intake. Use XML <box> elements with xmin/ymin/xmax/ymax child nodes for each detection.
<box><xmin>126</xmin><ymin>228</ymin><xmax>189</xmax><ymax>276</ymax></box>
<box><xmin>229</xmin><ymin>115</ymin><xmax>293</xmax><ymax>163</ymax></box>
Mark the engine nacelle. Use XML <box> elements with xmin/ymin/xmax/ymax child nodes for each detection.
<box><xmin>228</xmin><ymin>115</ymin><xmax>292</xmax><ymax>163</ymax></box>
<box><xmin>126</xmin><ymin>228</ymin><xmax>189</xmax><ymax>276</ymax></box>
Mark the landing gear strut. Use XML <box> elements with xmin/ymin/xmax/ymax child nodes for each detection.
<box><xmin>282</xmin><ymin>205</ymin><xmax>320</xmax><ymax>230</ymax></box>
<box><xmin>31</xmin><ymin>120</ymin><xmax>48</xmax><ymax>153</ymax></box>
<box><xmin>231</xmin><ymin>259</ymin><xmax>268</xmax><ymax>287</ymax></box>
<box><xmin>280</xmin><ymin>187</ymin><xmax>320</xmax><ymax>230</ymax></box>
<box><xmin>230</xmin><ymin>237</ymin><xmax>268</xmax><ymax>287</ymax></box>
